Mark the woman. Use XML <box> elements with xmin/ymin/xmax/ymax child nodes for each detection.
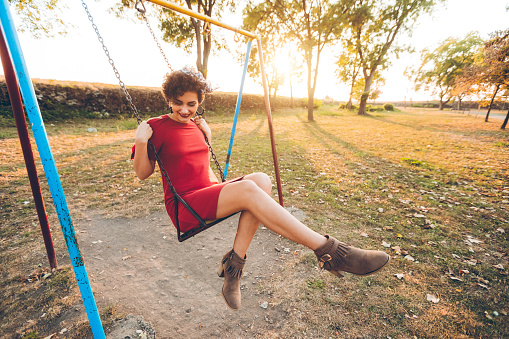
<box><xmin>133</xmin><ymin>67</ymin><xmax>389</xmax><ymax>310</ymax></box>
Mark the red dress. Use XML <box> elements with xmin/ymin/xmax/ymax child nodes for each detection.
<box><xmin>132</xmin><ymin>115</ymin><xmax>242</xmax><ymax>232</ymax></box>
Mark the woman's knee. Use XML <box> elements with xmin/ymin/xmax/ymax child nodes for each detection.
<box><xmin>245</xmin><ymin>172</ymin><xmax>272</xmax><ymax>194</ymax></box>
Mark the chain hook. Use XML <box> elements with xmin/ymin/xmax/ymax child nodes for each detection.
<box><xmin>135</xmin><ymin>0</ymin><xmax>146</xmax><ymax>14</ymax></box>
<box><xmin>203</xmin><ymin>21</ymin><xmax>211</xmax><ymax>35</ymax></box>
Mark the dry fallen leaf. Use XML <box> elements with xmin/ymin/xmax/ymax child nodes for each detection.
<box><xmin>493</xmin><ymin>264</ymin><xmax>505</xmax><ymax>270</ymax></box>
<box><xmin>394</xmin><ymin>273</ymin><xmax>404</xmax><ymax>280</ymax></box>
<box><xmin>382</xmin><ymin>241</ymin><xmax>391</xmax><ymax>248</ymax></box>
<box><xmin>122</xmin><ymin>255</ymin><xmax>132</xmax><ymax>260</ymax></box>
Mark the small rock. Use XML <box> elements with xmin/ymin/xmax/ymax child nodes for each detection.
<box><xmin>426</xmin><ymin>294</ymin><xmax>439</xmax><ymax>303</ymax></box>
<box><xmin>404</xmin><ymin>255</ymin><xmax>415</xmax><ymax>262</ymax></box>
<box><xmin>260</xmin><ymin>301</ymin><xmax>268</xmax><ymax>309</ymax></box>
<box><xmin>378</xmin><ymin>208</ymin><xmax>384</xmax><ymax>213</ymax></box>
<box><xmin>394</xmin><ymin>273</ymin><xmax>404</xmax><ymax>280</ymax></box>
<box><xmin>382</xmin><ymin>241</ymin><xmax>391</xmax><ymax>248</ymax></box>
<box><xmin>87</xmin><ymin>127</ymin><xmax>98</xmax><ymax>133</ymax></box>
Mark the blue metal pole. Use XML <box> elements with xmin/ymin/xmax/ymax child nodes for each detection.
<box><xmin>0</xmin><ymin>2</ymin><xmax>106</xmax><ymax>338</ymax></box>
<box><xmin>223</xmin><ymin>40</ymin><xmax>252</xmax><ymax>179</ymax></box>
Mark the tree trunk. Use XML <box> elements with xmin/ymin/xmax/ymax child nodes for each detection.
<box><xmin>486</xmin><ymin>84</ymin><xmax>500</xmax><ymax>122</ymax></box>
<box><xmin>306</xmin><ymin>52</ymin><xmax>314</xmax><ymax>121</ymax></box>
<box><xmin>307</xmin><ymin>91</ymin><xmax>315</xmax><ymax>121</ymax></box>
<box><xmin>502</xmin><ymin>109</ymin><xmax>509</xmax><ymax>129</ymax></box>
<box><xmin>289</xmin><ymin>72</ymin><xmax>294</xmax><ymax>108</ymax></box>
<box><xmin>358</xmin><ymin>70</ymin><xmax>375</xmax><ymax>115</ymax></box>
<box><xmin>346</xmin><ymin>97</ymin><xmax>352</xmax><ymax>110</ymax></box>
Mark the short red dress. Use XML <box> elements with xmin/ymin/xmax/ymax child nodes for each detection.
<box><xmin>132</xmin><ymin>115</ymin><xmax>243</xmax><ymax>232</ymax></box>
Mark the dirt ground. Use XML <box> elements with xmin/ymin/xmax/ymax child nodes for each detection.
<box><xmin>76</xmin><ymin>207</ymin><xmax>307</xmax><ymax>338</ymax></box>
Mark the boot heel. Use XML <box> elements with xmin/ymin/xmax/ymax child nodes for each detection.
<box><xmin>218</xmin><ymin>266</ymin><xmax>225</xmax><ymax>277</ymax></box>
<box><xmin>331</xmin><ymin>270</ymin><xmax>344</xmax><ymax>278</ymax></box>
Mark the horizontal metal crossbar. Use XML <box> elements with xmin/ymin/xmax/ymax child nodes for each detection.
<box><xmin>146</xmin><ymin>0</ymin><xmax>258</xmax><ymax>39</ymax></box>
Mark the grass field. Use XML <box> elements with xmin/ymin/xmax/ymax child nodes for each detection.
<box><xmin>1</xmin><ymin>106</ymin><xmax>508</xmax><ymax>338</ymax></box>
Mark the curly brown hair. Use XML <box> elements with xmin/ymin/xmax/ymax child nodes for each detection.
<box><xmin>161</xmin><ymin>70</ymin><xmax>206</xmax><ymax>103</ymax></box>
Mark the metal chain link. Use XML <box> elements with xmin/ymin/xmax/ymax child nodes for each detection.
<box><xmin>136</xmin><ymin>2</ymin><xmax>173</xmax><ymax>72</ymax></box>
<box><xmin>80</xmin><ymin>0</ymin><xmax>143</xmax><ymax>124</ymax></box>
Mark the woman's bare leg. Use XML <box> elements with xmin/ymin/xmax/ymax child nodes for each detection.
<box><xmin>231</xmin><ymin>173</ymin><xmax>271</xmax><ymax>257</ymax></box>
<box><xmin>217</xmin><ymin>173</ymin><xmax>327</xmax><ymax>256</ymax></box>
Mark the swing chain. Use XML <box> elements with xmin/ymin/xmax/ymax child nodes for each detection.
<box><xmin>136</xmin><ymin>1</ymin><xmax>173</xmax><ymax>72</ymax></box>
<box><xmin>196</xmin><ymin>108</ymin><xmax>225</xmax><ymax>182</ymax></box>
<box><xmin>80</xmin><ymin>0</ymin><xmax>142</xmax><ymax>123</ymax></box>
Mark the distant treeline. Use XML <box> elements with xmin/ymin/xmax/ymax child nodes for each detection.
<box><xmin>0</xmin><ymin>79</ymin><xmax>307</xmax><ymax>122</ymax></box>
<box><xmin>384</xmin><ymin>101</ymin><xmax>508</xmax><ymax>110</ymax></box>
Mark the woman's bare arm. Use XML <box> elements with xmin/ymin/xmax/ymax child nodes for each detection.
<box><xmin>133</xmin><ymin>121</ymin><xmax>156</xmax><ymax>180</ymax></box>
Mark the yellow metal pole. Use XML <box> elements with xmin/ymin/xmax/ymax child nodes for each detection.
<box><xmin>257</xmin><ymin>39</ymin><xmax>284</xmax><ymax>207</ymax></box>
<box><xmin>146</xmin><ymin>0</ymin><xmax>258</xmax><ymax>39</ymax></box>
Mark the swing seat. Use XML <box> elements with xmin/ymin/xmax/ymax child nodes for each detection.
<box><xmin>177</xmin><ymin>212</ymin><xmax>239</xmax><ymax>242</ymax></box>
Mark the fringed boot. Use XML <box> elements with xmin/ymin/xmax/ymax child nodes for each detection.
<box><xmin>314</xmin><ymin>235</ymin><xmax>389</xmax><ymax>277</ymax></box>
<box><xmin>218</xmin><ymin>249</ymin><xmax>246</xmax><ymax>310</ymax></box>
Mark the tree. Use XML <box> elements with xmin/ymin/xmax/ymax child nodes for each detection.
<box><xmin>242</xmin><ymin>11</ymin><xmax>286</xmax><ymax>99</ymax></box>
<box><xmin>243</xmin><ymin>0</ymin><xmax>353</xmax><ymax>121</ymax></box>
<box><xmin>410</xmin><ymin>32</ymin><xmax>483</xmax><ymax>110</ymax></box>
<box><xmin>114</xmin><ymin>0</ymin><xmax>236</xmax><ymax>78</ymax></box>
<box><xmin>335</xmin><ymin>43</ymin><xmax>361</xmax><ymax>110</ymax></box>
<box><xmin>9</xmin><ymin>0</ymin><xmax>68</xmax><ymax>37</ymax></box>
<box><xmin>479</xmin><ymin>30</ymin><xmax>509</xmax><ymax>123</ymax></box>
<box><xmin>288</xmin><ymin>51</ymin><xmax>304</xmax><ymax>107</ymax></box>
<box><xmin>349</xmin><ymin>0</ymin><xmax>444</xmax><ymax>115</ymax></box>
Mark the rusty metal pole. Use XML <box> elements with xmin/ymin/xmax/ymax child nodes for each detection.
<box><xmin>0</xmin><ymin>28</ymin><xmax>57</xmax><ymax>269</ymax></box>
<box><xmin>257</xmin><ymin>39</ymin><xmax>284</xmax><ymax>206</ymax></box>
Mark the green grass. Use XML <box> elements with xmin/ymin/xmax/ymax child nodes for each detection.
<box><xmin>1</xmin><ymin>107</ymin><xmax>508</xmax><ymax>338</ymax></box>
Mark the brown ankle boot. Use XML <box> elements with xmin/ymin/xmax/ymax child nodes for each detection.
<box><xmin>218</xmin><ymin>249</ymin><xmax>246</xmax><ymax>310</ymax></box>
<box><xmin>314</xmin><ymin>235</ymin><xmax>389</xmax><ymax>277</ymax></box>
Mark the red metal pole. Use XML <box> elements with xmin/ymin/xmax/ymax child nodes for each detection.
<box><xmin>257</xmin><ymin>39</ymin><xmax>284</xmax><ymax>207</ymax></box>
<box><xmin>0</xmin><ymin>29</ymin><xmax>57</xmax><ymax>269</ymax></box>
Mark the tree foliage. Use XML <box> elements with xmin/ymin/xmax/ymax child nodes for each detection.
<box><xmin>9</xmin><ymin>0</ymin><xmax>68</xmax><ymax>37</ymax></box>
<box><xmin>114</xmin><ymin>0</ymin><xmax>236</xmax><ymax>78</ymax></box>
<box><xmin>453</xmin><ymin>29</ymin><xmax>509</xmax><ymax>124</ymax></box>
<box><xmin>243</xmin><ymin>0</ymin><xmax>353</xmax><ymax>121</ymax></box>
<box><xmin>241</xmin><ymin>5</ymin><xmax>287</xmax><ymax>99</ymax></box>
<box><xmin>348</xmin><ymin>0</ymin><xmax>443</xmax><ymax>115</ymax></box>
<box><xmin>335</xmin><ymin>43</ymin><xmax>361</xmax><ymax>109</ymax></box>
<box><xmin>410</xmin><ymin>32</ymin><xmax>483</xmax><ymax>110</ymax></box>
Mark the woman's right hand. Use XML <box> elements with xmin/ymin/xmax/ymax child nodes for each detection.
<box><xmin>135</xmin><ymin>121</ymin><xmax>153</xmax><ymax>144</ymax></box>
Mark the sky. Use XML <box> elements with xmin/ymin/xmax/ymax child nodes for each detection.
<box><xmin>4</xmin><ymin>0</ymin><xmax>509</xmax><ymax>102</ymax></box>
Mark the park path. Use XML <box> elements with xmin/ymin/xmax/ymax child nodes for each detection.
<box><xmin>76</xmin><ymin>208</ymin><xmax>306</xmax><ymax>338</ymax></box>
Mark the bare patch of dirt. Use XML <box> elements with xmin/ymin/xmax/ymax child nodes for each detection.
<box><xmin>76</xmin><ymin>208</ymin><xmax>307</xmax><ymax>338</ymax></box>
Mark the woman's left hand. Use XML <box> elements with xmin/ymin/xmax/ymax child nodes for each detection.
<box><xmin>195</xmin><ymin>116</ymin><xmax>212</xmax><ymax>140</ymax></box>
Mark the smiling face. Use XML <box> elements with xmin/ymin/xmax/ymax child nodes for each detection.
<box><xmin>169</xmin><ymin>91</ymin><xmax>199</xmax><ymax>124</ymax></box>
